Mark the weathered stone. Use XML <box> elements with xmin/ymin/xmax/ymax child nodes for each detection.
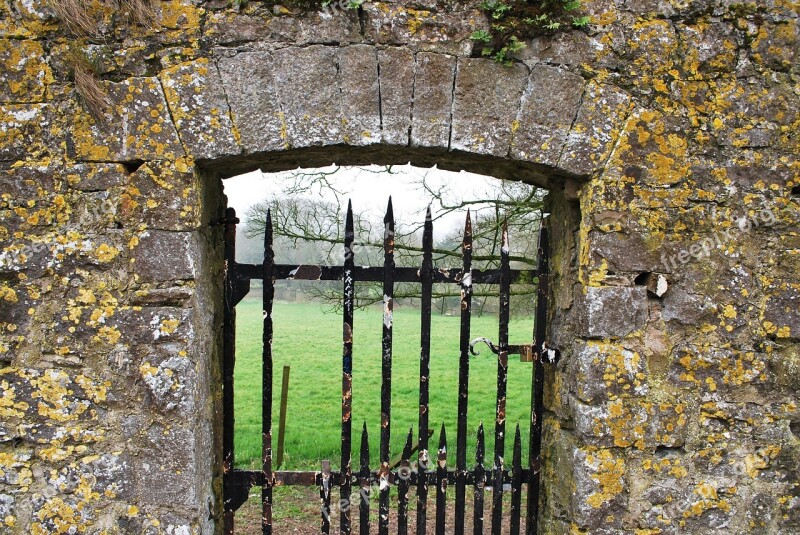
<box><xmin>0</xmin><ymin>104</ymin><xmax>56</xmax><ymax>161</ymax></box>
<box><xmin>119</xmin><ymin>161</ymin><xmax>200</xmax><ymax>230</ymax></box>
<box><xmin>377</xmin><ymin>47</ymin><xmax>414</xmax><ymax>146</ymax></box>
<box><xmin>69</xmin><ymin>77</ymin><xmax>184</xmax><ymax>162</ymax></box>
<box><xmin>670</xmin><ymin>344</ymin><xmax>769</xmax><ymax>392</ymax></box>
<box><xmin>510</xmin><ymin>65</ymin><xmax>584</xmax><ymax>166</ymax></box>
<box><xmin>338</xmin><ymin>45</ymin><xmax>381</xmax><ymax>146</ymax></box>
<box><xmin>132</xmin><ymin>230</ymin><xmax>196</xmax><ymax>282</ymax></box>
<box><xmin>589</xmin><ymin>229</ymin><xmax>668</xmax><ymax>274</ymax></box>
<box><xmin>362</xmin><ymin>4</ymin><xmax>481</xmax><ymax>56</ymax></box>
<box><xmin>160</xmin><ymin>59</ymin><xmax>241</xmax><ymax>160</ymax></box>
<box><xmin>217</xmin><ymin>51</ymin><xmax>286</xmax><ymax>154</ymax></box>
<box><xmin>410</xmin><ymin>52</ymin><xmax>455</xmax><ymax>148</ymax></box>
<box><xmin>64</xmin><ymin>163</ymin><xmax>129</xmax><ymax>191</ymax></box>
<box><xmin>575</xmin><ymin>341</ymin><xmax>648</xmax><ymax>403</ymax></box>
<box><xmin>763</xmin><ymin>285</ymin><xmax>799</xmax><ymax>340</ymax></box>
<box><xmin>272</xmin><ymin>45</ymin><xmax>341</xmax><ymax>148</ymax></box>
<box><xmin>578</xmin><ymin>286</ymin><xmax>648</xmax><ymax>339</ymax></box>
<box><xmin>574</xmin><ymin>398</ymin><xmax>688</xmax><ymax>450</ymax></box>
<box><xmin>572</xmin><ymin>447</ymin><xmax>628</xmax><ymax>528</ymax></box>
<box><xmin>0</xmin><ymin>39</ymin><xmax>52</xmax><ymax>102</ymax></box>
<box><xmin>559</xmin><ymin>82</ymin><xmax>632</xmax><ymax>176</ymax></box>
<box><xmin>451</xmin><ymin>58</ymin><xmax>528</xmax><ymax>156</ymax></box>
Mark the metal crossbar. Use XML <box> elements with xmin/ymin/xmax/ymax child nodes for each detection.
<box><xmin>221</xmin><ymin>200</ymin><xmax>556</xmax><ymax>534</ymax></box>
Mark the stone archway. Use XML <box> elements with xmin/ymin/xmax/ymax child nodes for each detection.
<box><xmin>1</xmin><ymin>0</ymin><xmax>798</xmax><ymax>533</ymax></box>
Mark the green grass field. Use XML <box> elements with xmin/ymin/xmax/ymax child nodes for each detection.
<box><xmin>234</xmin><ymin>297</ymin><xmax>536</xmax><ymax>470</ymax></box>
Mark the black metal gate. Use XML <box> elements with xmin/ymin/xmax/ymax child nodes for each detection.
<box><xmin>221</xmin><ymin>200</ymin><xmax>558</xmax><ymax>534</ymax></box>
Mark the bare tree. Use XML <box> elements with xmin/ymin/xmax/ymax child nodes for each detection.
<box><xmin>243</xmin><ymin>166</ymin><xmax>544</xmax><ymax>314</ymax></box>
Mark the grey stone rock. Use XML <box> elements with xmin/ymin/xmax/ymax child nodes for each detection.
<box><xmin>511</xmin><ymin>65</ymin><xmax>584</xmax><ymax>167</ymax></box>
<box><xmin>377</xmin><ymin>47</ymin><xmax>414</xmax><ymax>146</ymax></box>
<box><xmin>1</xmin><ymin>103</ymin><xmax>57</xmax><ymax>161</ymax></box>
<box><xmin>218</xmin><ymin>51</ymin><xmax>286</xmax><ymax>154</ymax></box>
<box><xmin>362</xmin><ymin>4</ymin><xmax>480</xmax><ymax>56</ymax></box>
<box><xmin>763</xmin><ymin>285</ymin><xmax>799</xmax><ymax>339</ymax></box>
<box><xmin>160</xmin><ymin>61</ymin><xmax>241</xmax><ymax>160</ymax></box>
<box><xmin>590</xmin><ymin>230</ymin><xmax>669</xmax><ymax>274</ymax></box>
<box><xmin>133</xmin><ymin>231</ymin><xmax>197</xmax><ymax>282</ymax></box>
<box><xmin>411</xmin><ymin>52</ymin><xmax>456</xmax><ymax>148</ymax></box>
<box><xmin>451</xmin><ymin>58</ymin><xmax>528</xmax><ymax>157</ymax></box>
<box><xmin>578</xmin><ymin>286</ymin><xmax>648</xmax><ymax>338</ymax></box>
<box><xmin>575</xmin><ymin>341</ymin><xmax>649</xmax><ymax>403</ymax></box>
<box><xmin>559</xmin><ymin>82</ymin><xmax>632</xmax><ymax>176</ymax></box>
<box><xmin>272</xmin><ymin>45</ymin><xmax>341</xmax><ymax>147</ymax></box>
<box><xmin>338</xmin><ymin>45</ymin><xmax>381</xmax><ymax>146</ymax></box>
<box><xmin>661</xmin><ymin>287</ymin><xmax>715</xmax><ymax>325</ymax></box>
<box><xmin>70</xmin><ymin>78</ymin><xmax>185</xmax><ymax>162</ymax></box>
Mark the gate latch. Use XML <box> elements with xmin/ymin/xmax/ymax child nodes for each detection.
<box><xmin>469</xmin><ymin>338</ymin><xmax>560</xmax><ymax>364</ymax></box>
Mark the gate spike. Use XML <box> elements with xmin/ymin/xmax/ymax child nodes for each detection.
<box><xmin>341</xmin><ymin>200</ymin><xmax>355</xmax><ymax>535</ymax></box>
<box><xmin>398</xmin><ymin>427</ymin><xmax>414</xmax><ymax>535</ymax></box>
<box><xmin>474</xmin><ymin>423</ymin><xmax>486</xmax><ymax>535</ymax></box>
<box><xmin>455</xmin><ymin>209</ymin><xmax>473</xmax><ymax>535</ymax></box>
<box><xmin>510</xmin><ymin>424</ymin><xmax>523</xmax><ymax>535</ymax></box>
<box><xmin>527</xmin><ymin>220</ymin><xmax>550</xmax><ymax>535</ymax></box>
<box><xmin>417</xmin><ymin>204</ymin><xmax>434</xmax><ymax>535</ymax></box>
<box><xmin>262</xmin><ymin>208</ymin><xmax>275</xmax><ymax>535</ymax></box>
<box><xmin>359</xmin><ymin>422</ymin><xmax>370</xmax><ymax>535</ymax></box>
<box><xmin>492</xmin><ymin>218</ymin><xmax>510</xmax><ymax>535</ymax></box>
<box><xmin>435</xmin><ymin>424</ymin><xmax>448</xmax><ymax>535</ymax></box>
<box><xmin>379</xmin><ymin>197</ymin><xmax>395</xmax><ymax>535</ymax></box>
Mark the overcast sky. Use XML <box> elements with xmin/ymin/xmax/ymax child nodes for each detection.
<box><xmin>223</xmin><ymin>164</ymin><xmax>504</xmax><ymax>234</ymax></box>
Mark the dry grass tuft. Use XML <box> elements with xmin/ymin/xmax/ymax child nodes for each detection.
<box><xmin>68</xmin><ymin>49</ymin><xmax>111</xmax><ymax>120</ymax></box>
<box><xmin>48</xmin><ymin>0</ymin><xmax>100</xmax><ymax>36</ymax></box>
<box><xmin>115</xmin><ymin>0</ymin><xmax>157</xmax><ymax>28</ymax></box>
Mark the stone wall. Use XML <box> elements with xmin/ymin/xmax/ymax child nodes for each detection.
<box><xmin>0</xmin><ymin>0</ymin><xmax>798</xmax><ymax>532</ymax></box>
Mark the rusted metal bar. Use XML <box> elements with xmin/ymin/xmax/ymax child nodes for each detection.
<box><xmin>222</xmin><ymin>207</ymin><xmax>239</xmax><ymax>535</ymax></box>
<box><xmin>341</xmin><ymin>201</ymin><xmax>355</xmax><ymax>535</ymax></box>
<box><xmin>235</xmin><ymin>263</ymin><xmax>537</xmax><ymax>285</ymax></box>
<box><xmin>492</xmin><ymin>222</ymin><xmax>511</xmax><ymax>535</ymax></box>
<box><xmin>398</xmin><ymin>428</ymin><xmax>413</xmax><ymax>535</ymax></box>
<box><xmin>262</xmin><ymin>210</ymin><xmax>275</xmax><ymax>535</ymax></box>
<box><xmin>321</xmin><ymin>460</ymin><xmax>332</xmax><ymax>534</ymax></box>
<box><xmin>359</xmin><ymin>422</ymin><xmax>370</xmax><ymax>535</ymax></box>
<box><xmin>417</xmin><ymin>205</ymin><xmax>434</xmax><ymax>535</ymax></box>
<box><xmin>473</xmin><ymin>422</ymin><xmax>486</xmax><ymax>535</ymax></box>
<box><xmin>277</xmin><ymin>365</ymin><xmax>290</xmax><ymax>468</ymax></box>
<box><xmin>455</xmin><ymin>211</ymin><xmax>473</xmax><ymax>535</ymax></box>
<box><xmin>527</xmin><ymin>222</ymin><xmax>550</xmax><ymax>535</ymax></box>
<box><xmin>511</xmin><ymin>424</ymin><xmax>523</xmax><ymax>535</ymax></box>
<box><xmin>379</xmin><ymin>198</ymin><xmax>395</xmax><ymax>535</ymax></box>
<box><xmin>435</xmin><ymin>424</ymin><xmax>448</xmax><ymax>535</ymax></box>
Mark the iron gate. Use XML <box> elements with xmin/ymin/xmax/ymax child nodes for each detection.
<box><xmin>221</xmin><ymin>199</ymin><xmax>558</xmax><ymax>534</ymax></box>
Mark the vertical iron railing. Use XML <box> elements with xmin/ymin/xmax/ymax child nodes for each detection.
<box><xmin>221</xmin><ymin>202</ymin><xmax>555</xmax><ymax>534</ymax></box>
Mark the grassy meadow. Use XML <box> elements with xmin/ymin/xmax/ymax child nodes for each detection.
<box><xmin>233</xmin><ymin>296</ymin><xmax>536</xmax><ymax>471</ymax></box>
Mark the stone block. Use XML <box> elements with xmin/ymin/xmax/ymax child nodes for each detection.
<box><xmin>272</xmin><ymin>45</ymin><xmax>341</xmax><ymax>148</ymax></box>
<box><xmin>218</xmin><ymin>51</ymin><xmax>286</xmax><ymax>154</ymax></box>
<box><xmin>451</xmin><ymin>58</ymin><xmax>528</xmax><ymax>157</ymax></box>
<box><xmin>411</xmin><ymin>52</ymin><xmax>455</xmax><ymax>148</ymax></box>
<box><xmin>377</xmin><ymin>47</ymin><xmax>414</xmax><ymax>146</ymax></box>
<box><xmin>362</xmin><ymin>4</ymin><xmax>480</xmax><ymax>56</ymax></box>
<box><xmin>575</xmin><ymin>341</ymin><xmax>648</xmax><ymax>403</ymax></box>
<box><xmin>0</xmin><ymin>104</ymin><xmax>56</xmax><ymax>161</ymax></box>
<box><xmin>763</xmin><ymin>284</ymin><xmax>800</xmax><ymax>340</ymax></box>
<box><xmin>0</xmin><ymin>39</ymin><xmax>52</xmax><ymax>102</ymax></box>
<box><xmin>510</xmin><ymin>65</ymin><xmax>584</xmax><ymax>167</ymax></box>
<box><xmin>338</xmin><ymin>45</ymin><xmax>381</xmax><ymax>145</ymax></box>
<box><xmin>559</xmin><ymin>81</ymin><xmax>632</xmax><ymax>176</ymax></box>
<box><xmin>160</xmin><ymin>59</ymin><xmax>241</xmax><ymax>160</ymax></box>
<box><xmin>132</xmin><ymin>230</ymin><xmax>196</xmax><ymax>282</ymax></box>
<box><xmin>578</xmin><ymin>286</ymin><xmax>648</xmax><ymax>338</ymax></box>
<box><xmin>69</xmin><ymin>77</ymin><xmax>184</xmax><ymax>162</ymax></box>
